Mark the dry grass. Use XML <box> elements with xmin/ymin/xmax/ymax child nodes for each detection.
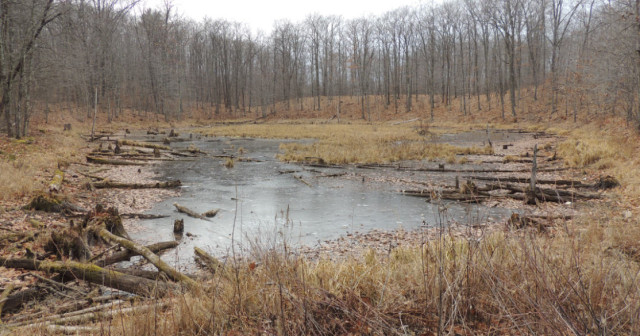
<box><xmin>198</xmin><ymin>123</ymin><xmax>492</xmax><ymax>164</ymax></box>
<box><xmin>61</xmin><ymin>205</ymin><xmax>639</xmax><ymax>335</ymax></box>
<box><xmin>0</xmin><ymin>128</ymin><xmax>85</xmax><ymax>201</ymax></box>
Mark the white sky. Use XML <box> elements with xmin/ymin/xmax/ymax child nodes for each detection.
<box><xmin>142</xmin><ymin>0</ymin><xmax>424</xmax><ymax>33</ymax></box>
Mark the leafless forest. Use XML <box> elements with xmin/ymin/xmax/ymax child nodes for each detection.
<box><xmin>1</xmin><ymin>0</ymin><xmax>638</xmax><ymax>135</ymax></box>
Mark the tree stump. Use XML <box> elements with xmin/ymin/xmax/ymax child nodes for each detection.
<box><xmin>173</xmin><ymin>219</ymin><xmax>184</xmax><ymax>234</ymax></box>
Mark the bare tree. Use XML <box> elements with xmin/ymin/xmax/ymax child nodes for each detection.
<box><xmin>0</xmin><ymin>0</ymin><xmax>59</xmax><ymax>137</ymax></box>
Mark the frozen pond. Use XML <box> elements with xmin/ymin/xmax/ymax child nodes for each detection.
<box><xmin>129</xmin><ymin>137</ymin><xmax>516</xmax><ymax>269</ymax></box>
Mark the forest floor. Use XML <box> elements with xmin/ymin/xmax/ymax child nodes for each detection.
<box><xmin>0</xmin><ymin>108</ymin><xmax>638</xmax><ymax>334</ymax></box>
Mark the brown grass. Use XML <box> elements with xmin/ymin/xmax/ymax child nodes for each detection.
<box><xmin>0</xmin><ymin>128</ymin><xmax>85</xmax><ymax>201</ymax></box>
<box><xmin>197</xmin><ymin>123</ymin><xmax>493</xmax><ymax>164</ymax></box>
<box><xmin>50</xmin><ymin>205</ymin><xmax>637</xmax><ymax>335</ymax></box>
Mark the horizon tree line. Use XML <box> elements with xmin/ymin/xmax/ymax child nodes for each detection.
<box><xmin>1</xmin><ymin>0</ymin><xmax>639</xmax><ymax>137</ymax></box>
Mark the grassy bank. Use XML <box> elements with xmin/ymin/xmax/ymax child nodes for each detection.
<box><xmin>87</xmin><ymin>204</ymin><xmax>639</xmax><ymax>335</ymax></box>
<box><xmin>0</xmin><ymin>128</ymin><xmax>85</xmax><ymax>201</ymax></box>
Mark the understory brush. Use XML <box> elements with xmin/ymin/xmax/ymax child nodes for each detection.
<box><xmin>96</xmin><ymin>205</ymin><xmax>640</xmax><ymax>335</ymax></box>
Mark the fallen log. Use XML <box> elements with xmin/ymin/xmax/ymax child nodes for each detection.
<box><xmin>46</xmin><ymin>303</ymin><xmax>167</xmax><ymax>327</ymax></box>
<box><xmin>278</xmin><ymin>170</ymin><xmax>299</xmax><ymax>174</ymax></box>
<box><xmin>1</xmin><ymin>287</ymin><xmax>50</xmax><ymax>316</ymax></box>
<box><xmin>194</xmin><ymin>247</ymin><xmax>226</xmax><ymax>276</ymax></box>
<box><xmin>109</xmin><ymin>268</ymin><xmax>169</xmax><ymax>281</ymax></box>
<box><xmin>24</xmin><ymin>194</ymin><xmax>87</xmax><ymax>214</ymax></box>
<box><xmin>484</xmin><ymin>183</ymin><xmax>600</xmax><ymax>202</ymax></box>
<box><xmin>236</xmin><ymin>157</ymin><xmax>263</xmax><ymax>162</ymax></box>
<box><xmin>317</xmin><ymin>172</ymin><xmax>348</xmax><ymax>178</ymax></box>
<box><xmin>76</xmin><ymin>170</ymin><xmax>105</xmax><ymax>181</ymax></box>
<box><xmin>45</xmin><ymin>325</ymin><xmax>100</xmax><ymax>334</ymax></box>
<box><xmin>400</xmin><ymin>189</ymin><xmax>490</xmax><ymax>203</ymax></box>
<box><xmin>7</xmin><ymin>300</ymin><xmax>125</xmax><ymax>328</ymax></box>
<box><xmin>117</xmin><ymin>139</ymin><xmax>170</xmax><ymax>150</ymax></box>
<box><xmin>120</xmin><ymin>213</ymin><xmax>169</xmax><ymax>219</ymax></box>
<box><xmin>0</xmin><ymin>283</ymin><xmax>14</xmax><ymax>320</ymax></box>
<box><xmin>0</xmin><ymin>258</ymin><xmax>174</xmax><ymax>297</ymax></box>
<box><xmin>294</xmin><ymin>175</ymin><xmax>312</xmax><ymax>187</ymax></box>
<box><xmin>202</xmin><ymin>209</ymin><xmax>220</xmax><ymax>218</ymax></box>
<box><xmin>96</xmin><ymin>240</ymin><xmax>179</xmax><ymax>267</ymax></box>
<box><xmin>48</xmin><ymin>169</ymin><xmax>64</xmax><ymax>193</ymax></box>
<box><xmin>91</xmin><ymin>180</ymin><xmax>181</xmax><ymax>189</ymax></box>
<box><xmin>397</xmin><ymin>166</ymin><xmax>569</xmax><ymax>173</ymax></box>
<box><xmin>464</xmin><ymin>175</ymin><xmax>592</xmax><ymax>188</ymax></box>
<box><xmin>86</xmin><ymin>156</ymin><xmax>146</xmax><ymax>166</ymax></box>
<box><xmin>169</xmin><ymin>151</ymin><xmax>198</xmax><ymax>157</ymax></box>
<box><xmin>173</xmin><ymin>203</ymin><xmax>210</xmax><ymax>221</ymax></box>
<box><xmin>94</xmin><ymin>228</ymin><xmax>198</xmax><ymax>288</ymax></box>
<box><xmin>303</xmin><ymin>163</ymin><xmax>344</xmax><ymax>169</ymax></box>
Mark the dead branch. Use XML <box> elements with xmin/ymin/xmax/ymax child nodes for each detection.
<box><xmin>173</xmin><ymin>203</ymin><xmax>210</xmax><ymax>221</ymax></box>
<box><xmin>120</xmin><ymin>213</ymin><xmax>169</xmax><ymax>219</ymax></box>
<box><xmin>91</xmin><ymin>180</ymin><xmax>181</xmax><ymax>189</ymax></box>
<box><xmin>294</xmin><ymin>175</ymin><xmax>313</xmax><ymax>187</ymax></box>
<box><xmin>86</xmin><ymin>156</ymin><xmax>147</xmax><ymax>166</ymax></box>
<box><xmin>94</xmin><ymin>228</ymin><xmax>197</xmax><ymax>288</ymax></box>
<box><xmin>117</xmin><ymin>139</ymin><xmax>170</xmax><ymax>150</ymax></box>
<box><xmin>194</xmin><ymin>247</ymin><xmax>227</xmax><ymax>277</ymax></box>
<box><xmin>0</xmin><ymin>258</ymin><xmax>174</xmax><ymax>297</ymax></box>
<box><xmin>464</xmin><ymin>175</ymin><xmax>592</xmax><ymax>188</ymax></box>
<box><xmin>95</xmin><ymin>240</ymin><xmax>178</xmax><ymax>267</ymax></box>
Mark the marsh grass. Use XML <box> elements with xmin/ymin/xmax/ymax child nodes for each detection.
<box><xmin>198</xmin><ymin>123</ymin><xmax>493</xmax><ymax>164</ymax></box>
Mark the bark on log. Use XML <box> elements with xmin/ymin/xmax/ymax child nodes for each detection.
<box><xmin>120</xmin><ymin>213</ymin><xmax>169</xmax><ymax>219</ymax></box>
<box><xmin>117</xmin><ymin>139</ymin><xmax>170</xmax><ymax>150</ymax></box>
<box><xmin>7</xmin><ymin>300</ymin><xmax>125</xmax><ymax>328</ymax></box>
<box><xmin>401</xmin><ymin>189</ymin><xmax>490</xmax><ymax>203</ymax></box>
<box><xmin>44</xmin><ymin>303</ymin><xmax>167</xmax><ymax>327</ymax></box>
<box><xmin>397</xmin><ymin>166</ymin><xmax>569</xmax><ymax>173</ymax></box>
<box><xmin>194</xmin><ymin>247</ymin><xmax>225</xmax><ymax>276</ymax></box>
<box><xmin>202</xmin><ymin>209</ymin><xmax>220</xmax><ymax>218</ymax></box>
<box><xmin>0</xmin><ymin>287</ymin><xmax>49</xmax><ymax>316</ymax></box>
<box><xmin>86</xmin><ymin>156</ymin><xmax>147</xmax><ymax>166</ymax></box>
<box><xmin>94</xmin><ymin>228</ymin><xmax>198</xmax><ymax>288</ymax></box>
<box><xmin>484</xmin><ymin>183</ymin><xmax>601</xmax><ymax>202</ymax></box>
<box><xmin>45</xmin><ymin>325</ymin><xmax>100</xmax><ymax>334</ymax></box>
<box><xmin>0</xmin><ymin>258</ymin><xmax>173</xmax><ymax>297</ymax></box>
<box><xmin>48</xmin><ymin>170</ymin><xmax>64</xmax><ymax>193</ymax></box>
<box><xmin>173</xmin><ymin>203</ymin><xmax>210</xmax><ymax>221</ymax></box>
<box><xmin>463</xmin><ymin>175</ymin><xmax>591</xmax><ymax>188</ymax></box>
<box><xmin>108</xmin><ymin>268</ymin><xmax>168</xmax><ymax>281</ymax></box>
<box><xmin>92</xmin><ymin>180</ymin><xmax>181</xmax><ymax>189</ymax></box>
<box><xmin>0</xmin><ymin>283</ymin><xmax>15</xmax><ymax>320</ymax></box>
<box><xmin>96</xmin><ymin>241</ymin><xmax>179</xmax><ymax>267</ymax></box>
<box><xmin>294</xmin><ymin>175</ymin><xmax>312</xmax><ymax>187</ymax></box>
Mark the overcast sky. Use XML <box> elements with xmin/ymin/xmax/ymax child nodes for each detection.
<box><xmin>142</xmin><ymin>0</ymin><xmax>423</xmax><ymax>33</ymax></box>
